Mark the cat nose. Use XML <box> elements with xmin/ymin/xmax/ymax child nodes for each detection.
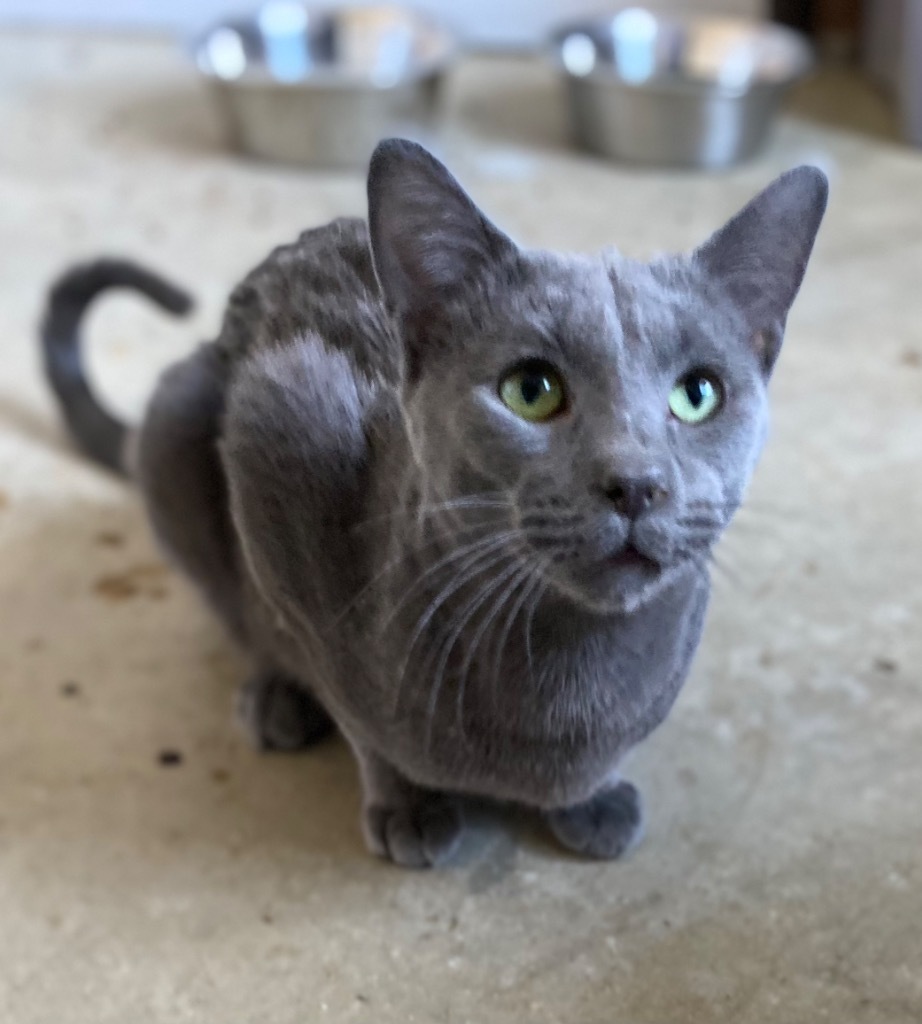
<box><xmin>601</xmin><ymin>471</ymin><xmax>669</xmax><ymax>520</ymax></box>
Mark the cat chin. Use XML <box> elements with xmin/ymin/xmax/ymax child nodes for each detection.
<box><xmin>552</xmin><ymin>559</ymin><xmax>699</xmax><ymax>617</ymax></box>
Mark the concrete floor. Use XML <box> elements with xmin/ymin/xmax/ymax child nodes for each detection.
<box><xmin>1</xmin><ymin>32</ymin><xmax>921</xmax><ymax>1024</ymax></box>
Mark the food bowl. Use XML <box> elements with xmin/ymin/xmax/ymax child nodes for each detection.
<box><xmin>551</xmin><ymin>9</ymin><xmax>813</xmax><ymax>168</ymax></box>
<box><xmin>192</xmin><ymin>3</ymin><xmax>456</xmax><ymax>167</ymax></box>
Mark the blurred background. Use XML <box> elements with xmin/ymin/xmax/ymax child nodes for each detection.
<box><xmin>2</xmin><ymin>0</ymin><xmax>766</xmax><ymax>45</ymax></box>
<box><xmin>0</xmin><ymin>0</ymin><xmax>917</xmax><ymax>161</ymax></box>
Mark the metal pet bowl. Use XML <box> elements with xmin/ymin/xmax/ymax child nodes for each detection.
<box><xmin>551</xmin><ymin>10</ymin><xmax>813</xmax><ymax>168</ymax></box>
<box><xmin>192</xmin><ymin>3</ymin><xmax>456</xmax><ymax>167</ymax></box>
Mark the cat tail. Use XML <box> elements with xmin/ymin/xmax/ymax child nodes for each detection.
<box><xmin>41</xmin><ymin>258</ymin><xmax>194</xmax><ymax>476</ymax></box>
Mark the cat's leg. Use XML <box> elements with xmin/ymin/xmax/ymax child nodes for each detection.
<box><xmin>353</xmin><ymin>746</ymin><xmax>464</xmax><ymax>868</ymax></box>
<box><xmin>546</xmin><ymin>780</ymin><xmax>644</xmax><ymax>860</ymax></box>
<box><xmin>135</xmin><ymin>342</ymin><xmax>248</xmax><ymax>641</ymax></box>
<box><xmin>236</xmin><ymin>670</ymin><xmax>335</xmax><ymax>751</ymax></box>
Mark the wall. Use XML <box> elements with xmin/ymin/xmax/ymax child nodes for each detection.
<box><xmin>0</xmin><ymin>0</ymin><xmax>768</xmax><ymax>48</ymax></box>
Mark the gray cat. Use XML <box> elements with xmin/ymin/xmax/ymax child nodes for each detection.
<box><xmin>41</xmin><ymin>140</ymin><xmax>827</xmax><ymax>867</ymax></box>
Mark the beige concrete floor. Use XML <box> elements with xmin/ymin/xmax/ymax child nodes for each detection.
<box><xmin>1</xmin><ymin>31</ymin><xmax>921</xmax><ymax>1024</ymax></box>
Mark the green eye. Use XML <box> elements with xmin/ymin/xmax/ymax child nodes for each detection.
<box><xmin>669</xmin><ymin>371</ymin><xmax>722</xmax><ymax>424</ymax></box>
<box><xmin>499</xmin><ymin>361</ymin><xmax>566</xmax><ymax>422</ymax></box>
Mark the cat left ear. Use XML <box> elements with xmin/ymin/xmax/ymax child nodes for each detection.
<box><xmin>695</xmin><ymin>166</ymin><xmax>828</xmax><ymax>374</ymax></box>
<box><xmin>367</xmin><ymin>138</ymin><xmax>516</xmax><ymax>319</ymax></box>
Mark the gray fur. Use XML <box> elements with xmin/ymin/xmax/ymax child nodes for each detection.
<box><xmin>42</xmin><ymin>139</ymin><xmax>827</xmax><ymax>867</ymax></box>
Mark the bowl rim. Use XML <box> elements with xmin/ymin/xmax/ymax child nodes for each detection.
<box><xmin>549</xmin><ymin>13</ymin><xmax>814</xmax><ymax>96</ymax></box>
<box><xmin>189</xmin><ymin>2</ymin><xmax>457</xmax><ymax>91</ymax></box>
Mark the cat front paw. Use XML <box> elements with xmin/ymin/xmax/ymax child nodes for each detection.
<box><xmin>547</xmin><ymin>781</ymin><xmax>644</xmax><ymax>860</ymax></box>
<box><xmin>237</xmin><ymin>673</ymin><xmax>335</xmax><ymax>752</ymax></box>
<box><xmin>363</xmin><ymin>793</ymin><xmax>464</xmax><ymax>869</ymax></box>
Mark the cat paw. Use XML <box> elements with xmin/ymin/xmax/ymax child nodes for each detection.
<box><xmin>363</xmin><ymin>794</ymin><xmax>464</xmax><ymax>869</ymax></box>
<box><xmin>547</xmin><ymin>781</ymin><xmax>644</xmax><ymax>860</ymax></box>
<box><xmin>236</xmin><ymin>673</ymin><xmax>335</xmax><ymax>752</ymax></box>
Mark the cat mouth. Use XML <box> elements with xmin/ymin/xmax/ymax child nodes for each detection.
<box><xmin>606</xmin><ymin>544</ymin><xmax>660</xmax><ymax>573</ymax></box>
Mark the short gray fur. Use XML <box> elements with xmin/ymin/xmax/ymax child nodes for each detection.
<box><xmin>41</xmin><ymin>140</ymin><xmax>827</xmax><ymax>867</ymax></box>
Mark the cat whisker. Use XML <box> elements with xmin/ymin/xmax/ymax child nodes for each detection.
<box><xmin>709</xmin><ymin>550</ymin><xmax>744</xmax><ymax>590</ymax></box>
<box><xmin>391</xmin><ymin>539</ymin><xmax>519</xmax><ymax>718</ymax></box>
<box><xmin>736</xmin><ymin>496</ymin><xmax>794</xmax><ymax>516</ymax></box>
<box><xmin>717</xmin><ymin>519</ymin><xmax>769</xmax><ymax>541</ymax></box>
<box><xmin>679</xmin><ymin>543</ymin><xmax>743</xmax><ymax>591</ymax></box>
<box><xmin>420</xmin><ymin>555</ymin><xmax>523</xmax><ymax>753</ymax></box>
<box><xmin>685</xmin><ymin>499</ymin><xmax>732</xmax><ymax>513</ymax></box>
<box><xmin>406</xmin><ymin>526</ymin><xmax>560</xmax><ymax>742</ymax></box>
<box><xmin>675</xmin><ymin>544</ymin><xmax>714</xmax><ymax>580</ymax></box>
<box><xmin>489</xmin><ymin>563</ymin><xmax>548</xmax><ymax>715</ymax></box>
<box><xmin>677</xmin><ymin>529</ymin><xmax>724</xmax><ymax>550</ymax></box>
<box><xmin>721</xmin><ymin>500</ymin><xmax>786</xmax><ymax>524</ymax></box>
<box><xmin>675</xmin><ymin>515</ymin><xmax>726</xmax><ymax>531</ymax></box>
<box><xmin>520</xmin><ymin>512</ymin><xmax>582</xmax><ymax>531</ymax></box>
<box><xmin>326</xmin><ymin>515</ymin><xmax>503</xmax><ymax>630</ymax></box>
<box><xmin>377</xmin><ymin>528</ymin><xmax>520</xmax><ymax>641</ymax></box>
<box><xmin>452</xmin><ymin>561</ymin><xmax>533</xmax><ymax>746</ymax></box>
<box><xmin>352</xmin><ymin>491</ymin><xmax>512</xmax><ymax>532</ymax></box>
<box><xmin>523</xmin><ymin>572</ymin><xmax>551</xmax><ymax>685</ymax></box>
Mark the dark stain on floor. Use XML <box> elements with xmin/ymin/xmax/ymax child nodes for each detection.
<box><xmin>94</xmin><ymin>530</ymin><xmax>125</xmax><ymax>548</ymax></box>
<box><xmin>93</xmin><ymin>562</ymin><xmax>169</xmax><ymax>602</ymax></box>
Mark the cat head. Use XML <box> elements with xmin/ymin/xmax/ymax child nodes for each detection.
<box><xmin>368</xmin><ymin>140</ymin><xmax>827</xmax><ymax>614</ymax></box>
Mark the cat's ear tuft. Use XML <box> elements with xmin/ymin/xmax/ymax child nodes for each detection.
<box><xmin>367</xmin><ymin>139</ymin><xmax>515</xmax><ymax>316</ymax></box>
<box><xmin>695</xmin><ymin>165</ymin><xmax>828</xmax><ymax>374</ymax></box>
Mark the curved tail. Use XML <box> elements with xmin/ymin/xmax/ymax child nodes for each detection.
<box><xmin>41</xmin><ymin>258</ymin><xmax>193</xmax><ymax>475</ymax></box>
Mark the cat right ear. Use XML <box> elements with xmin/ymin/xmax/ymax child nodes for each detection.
<box><xmin>695</xmin><ymin>165</ymin><xmax>828</xmax><ymax>374</ymax></box>
<box><xmin>367</xmin><ymin>138</ymin><xmax>515</xmax><ymax>321</ymax></box>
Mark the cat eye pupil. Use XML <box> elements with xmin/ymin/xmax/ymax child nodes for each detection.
<box><xmin>520</xmin><ymin>376</ymin><xmax>545</xmax><ymax>404</ymax></box>
<box><xmin>686</xmin><ymin>377</ymin><xmax>709</xmax><ymax>407</ymax></box>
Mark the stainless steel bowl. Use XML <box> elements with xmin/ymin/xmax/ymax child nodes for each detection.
<box><xmin>551</xmin><ymin>10</ymin><xmax>813</xmax><ymax>168</ymax></box>
<box><xmin>192</xmin><ymin>3</ymin><xmax>456</xmax><ymax>167</ymax></box>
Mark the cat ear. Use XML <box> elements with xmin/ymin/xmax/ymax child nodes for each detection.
<box><xmin>695</xmin><ymin>166</ymin><xmax>828</xmax><ymax>374</ymax></box>
<box><xmin>367</xmin><ymin>138</ymin><xmax>515</xmax><ymax>318</ymax></box>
